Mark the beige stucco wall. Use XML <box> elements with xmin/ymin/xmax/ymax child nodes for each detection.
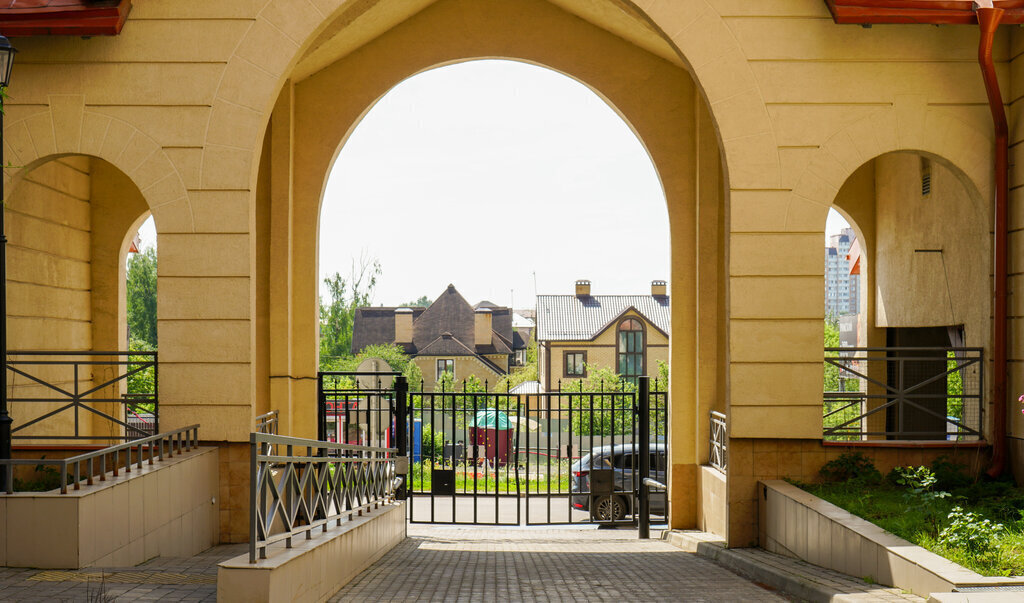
<box><xmin>875</xmin><ymin>154</ymin><xmax>989</xmax><ymax>339</ymax></box>
<box><xmin>1</xmin><ymin>0</ymin><xmax>1019</xmax><ymax>544</ymax></box>
<box><xmin>411</xmin><ymin>354</ymin><xmax>505</xmax><ymax>390</ymax></box>
<box><xmin>0</xmin><ymin>447</ymin><xmax>218</xmax><ymax>568</ymax></box>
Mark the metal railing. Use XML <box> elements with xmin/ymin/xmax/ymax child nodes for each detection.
<box><xmin>709</xmin><ymin>411</ymin><xmax>727</xmax><ymax>473</ymax></box>
<box><xmin>8</xmin><ymin>350</ymin><xmax>157</xmax><ymax>442</ymax></box>
<box><xmin>256</xmin><ymin>410</ymin><xmax>279</xmax><ymax>435</ymax></box>
<box><xmin>1</xmin><ymin>425</ymin><xmax>199</xmax><ymax>494</ymax></box>
<box><xmin>249</xmin><ymin>432</ymin><xmax>398</xmax><ymax>563</ymax></box>
<box><xmin>824</xmin><ymin>347</ymin><xmax>983</xmax><ymax>441</ymax></box>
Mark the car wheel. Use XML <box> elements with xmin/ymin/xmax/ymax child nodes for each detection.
<box><xmin>591</xmin><ymin>495</ymin><xmax>627</xmax><ymax>521</ymax></box>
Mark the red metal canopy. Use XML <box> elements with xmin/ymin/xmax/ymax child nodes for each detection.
<box><xmin>0</xmin><ymin>0</ymin><xmax>132</xmax><ymax>36</ymax></box>
<box><xmin>825</xmin><ymin>0</ymin><xmax>1024</xmax><ymax>24</ymax></box>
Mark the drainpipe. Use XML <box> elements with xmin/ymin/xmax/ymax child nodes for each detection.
<box><xmin>976</xmin><ymin>3</ymin><xmax>1008</xmax><ymax>478</ymax></box>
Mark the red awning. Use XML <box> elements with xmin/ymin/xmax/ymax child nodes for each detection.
<box><xmin>0</xmin><ymin>0</ymin><xmax>132</xmax><ymax>37</ymax></box>
<box><xmin>825</xmin><ymin>1</ymin><xmax>1024</xmax><ymax>25</ymax></box>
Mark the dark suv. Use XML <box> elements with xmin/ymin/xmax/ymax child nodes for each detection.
<box><xmin>570</xmin><ymin>443</ymin><xmax>667</xmax><ymax>521</ymax></box>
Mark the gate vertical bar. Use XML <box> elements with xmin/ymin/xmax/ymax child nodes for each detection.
<box><xmin>317</xmin><ymin>372</ymin><xmax>325</xmax><ymax>441</ymax></box>
<box><xmin>638</xmin><ymin>376</ymin><xmax>651</xmax><ymax>539</ymax></box>
<box><xmin>395</xmin><ymin>375</ymin><xmax>408</xmax><ymax>501</ymax></box>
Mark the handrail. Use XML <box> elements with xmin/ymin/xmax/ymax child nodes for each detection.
<box><xmin>823</xmin><ymin>346</ymin><xmax>982</xmax><ymax>441</ymax></box>
<box><xmin>1</xmin><ymin>424</ymin><xmax>199</xmax><ymax>494</ymax></box>
<box><xmin>7</xmin><ymin>349</ymin><xmax>158</xmax><ymax>442</ymax></box>
<box><xmin>249</xmin><ymin>432</ymin><xmax>398</xmax><ymax>563</ymax></box>
<box><xmin>709</xmin><ymin>410</ymin><xmax>727</xmax><ymax>473</ymax></box>
<box><xmin>255</xmin><ymin>410</ymin><xmax>278</xmax><ymax>435</ymax></box>
<box><xmin>642</xmin><ymin>477</ymin><xmax>666</xmax><ymax>491</ymax></box>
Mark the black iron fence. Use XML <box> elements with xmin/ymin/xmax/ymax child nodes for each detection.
<box><xmin>249</xmin><ymin>432</ymin><xmax>398</xmax><ymax>563</ymax></box>
<box><xmin>709</xmin><ymin>410</ymin><xmax>727</xmax><ymax>473</ymax></box>
<box><xmin>315</xmin><ymin>372</ymin><xmax>668</xmax><ymax>526</ymax></box>
<box><xmin>8</xmin><ymin>350</ymin><xmax>157</xmax><ymax>442</ymax></box>
<box><xmin>823</xmin><ymin>347</ymin><xmax>983</xmax><ymax>441</ymax></box>
<box><xmin>0</xmin><ymin>424</ymin><xmax>198</xmax><ymax>494</ymax></box>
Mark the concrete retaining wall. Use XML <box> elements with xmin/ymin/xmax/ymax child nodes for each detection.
<box><xmin>0</xmin><ymin>447</ymin><xmax>219</xmax><ymax>568</ymax></box>
<box><xmin>758</xmin><ymin>480</ymin><xmax>1024</xmax><ymax>596</ymax></box>
<box><xmin>217</xmin><ymin>501</ymin><xmax>407</xmax><ymax>602</ymax></box>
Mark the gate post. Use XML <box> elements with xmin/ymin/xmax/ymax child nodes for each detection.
<box><xmin>638</xmin><ymin>375</ymin><xmax>651</xmax><ymax>539</ymax></box>
<box><xmin>317</xmin><ymin>372</ymin><xmax>326</xmax><ymax>441</ymax></box>
<box><xmin>395</xmin><ymin>375</ymin><xmax>409</xmax><ymax>501</ymax></box>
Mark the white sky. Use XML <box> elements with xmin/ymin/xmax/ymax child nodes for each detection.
<box><xmin>318</xmin><ymin>60</ymin><xmax>669</xmax><ymax>309</ymax></box>
<box><xmin>825</xmin><ymin>208</ymin><xmax>852</xmax><ymax>245</ymax></box>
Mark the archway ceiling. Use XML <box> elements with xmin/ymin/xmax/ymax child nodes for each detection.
<box><xmin>290</xmin><ymin>0</ymin><xmax>683</xmax><ymax>82</ymax></box>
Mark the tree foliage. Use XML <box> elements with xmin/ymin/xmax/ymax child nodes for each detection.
<box><xmin>402</xmin><ymin>295</ymin><xmax>432</xmax><ymax>307</ymax></box>
<box><xmin>127</xmin><ymin>246</ymin><xmax>158</xmax><ymax>349</ymax></box>
<box><xmin>319</xmin><ymin>256</ymin><xmax>381</xmax><ymax>368</ymax></box>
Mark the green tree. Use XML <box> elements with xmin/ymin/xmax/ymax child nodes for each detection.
<box><xmin>350</xmin><ymin>343</ymin><xmax>424</xmax><ymax>388</ymax></box>
<box><xmin>402</xmin><ymin>296</ymin><xmax>432</xmax><ymax>307</ymax></box>
<box><xmin>126</xmin><ymin>246</ymin><xmax>157</xmax><ymax>349</ymax></box>
<box><xmin>823</xmin><ymin>317</ymin><xmax>842</xmax><ymax>391</ymax></box>
<box><xmin>563</xmin><ymin>364</ymin><xmax>635</xmax><ymax>435</ymax></box>
<box><xmin>319</xmin><ymin>256</ymin><xmax>381</xmax><ymax>369</ymax></box>
<box><xmin>126</xmin><ymin>338</ymin><xmax>156</xmax><ymax>401</ymax></box>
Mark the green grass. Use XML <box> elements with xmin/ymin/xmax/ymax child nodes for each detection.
<box><xmin>408</xmin><ymin>461</ymin><xmax>571</xmax><ymax>494</ymax></box>
<box><xmin>799</xmin><ymin>478</ymin><xmax>1024</xmax><ymax>576</ymax></box>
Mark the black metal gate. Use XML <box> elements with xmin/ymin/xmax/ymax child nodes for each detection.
<box><xmin>317</xmin><ymin>372</ymin><xmax>667</xmax><ymax>526</ymax></box>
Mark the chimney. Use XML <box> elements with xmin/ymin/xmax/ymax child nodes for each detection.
<box><xmin>475</xmin><ymin>308</ymin><xmax>492</xmax><ymax>347</ymax></box>
<box><xmin>651</xmin><ymin>280</ymin><xmax>667</xmax><ymax>297</ymax></box>
<box><xmin>575</xmin><ymin>279</ymin><xmax>591</xmax><ymax>297</ymax></box>
<box><xmin>395</xmin><ymin>307</ymin><xmax>414</xmax><ymax>344</ymax></box>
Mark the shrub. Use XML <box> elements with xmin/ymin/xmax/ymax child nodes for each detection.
<box><xmin>931</xmin><ymin>455</ymin><xmax>972</xmax><ymax>490</ymax></box>
<box><xmin>892</xmin><ymin>466</ymin><xmax>950</xmax><ymax>504</ymax></box>
<box><xmin>819</xmin><ymin>452</ymin><xmax>881</xmax><ymax>483</ymax></box>
<box><xmin>939</xmin><ymin>506</ymin><xmax>1003</xmax><ymax>556</ymax></box>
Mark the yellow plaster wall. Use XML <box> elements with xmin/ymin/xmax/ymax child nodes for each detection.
<box><xmin>3</xmin><ymin>0</ymin><xmax>1019</xmax><ymax>543</ymax></box>
<box><xmin>411</xmin><ymin>355</ymin><xmax>505</xmax><ymax>391</ymax></box>
<box><xmin>5</xmin><ymin>158</ymin><xmax>94</xmax><ymax>439</ymax></box>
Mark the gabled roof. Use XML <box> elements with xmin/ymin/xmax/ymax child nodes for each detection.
<box><xmin>351</xmin><ymin>306</ymin><xmax>426</xmax><ymax>355</ymax></box>
<box><xmin>350</xmin><ymin>284</ymin><xmax>515</xmax><ymax>375</ymax></box>
<box><xmin>536</xmin><ymin>294</ymin><xmax>670</xmax><ymax>341</ymax></box>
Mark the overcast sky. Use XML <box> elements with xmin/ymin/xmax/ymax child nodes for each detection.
<box><xmin>318</xmin><ymin>59</ymin><xmax>669</xmax><ymax>309</ymax></box>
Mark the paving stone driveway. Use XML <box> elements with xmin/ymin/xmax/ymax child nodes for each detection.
<box><xmin>332</xmin><ymin>525</ymin><xmax>787</xmax><ymax>602</ymax></box>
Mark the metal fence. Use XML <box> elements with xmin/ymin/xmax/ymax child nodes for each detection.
<box><xmin>255</xmin><ymin>410</ymin><xmax>279</xmax><ymax>435</ymax></box>
<box><xmin>8</xmin><ymin>350</ymin><xmax>157</xmax><ymax>442</ymax></box>
<box><xmin>709</xmin><ymin>411</ymin><xmax>727</xmax><ymax>473</ymax></box>
<box><xmin>1</xmin><ymin>424</ymin><xmax>198</xmax><ymax>494</ymax></box>
<box><xmin>249</xmin><ymin>432</ymin><xmax>398</xmax><ymax>563</ymax></box>
<box><xmin>823</xmin><ymin>347</ymin><xmax>983</xmax><ymax>441</ymax></box>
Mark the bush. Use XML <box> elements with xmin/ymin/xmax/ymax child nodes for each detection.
<box><xmin>931</xmin><ymin>455</ymin><xmax>972</xmax><ymax>490</ymax></box>
<box><xmin>421</xmin><ymin>427</ymin><xmax>446</xmax><ymax>463</ymax></box>
<box><xmin>819</xmin><ymin>452</ymin><xmax>881</xmax><ymax>483</ymax></box>
<box><xmin>939</xmin><ymin>506</ymin><xmax>1003</xmax><ymax>556</ymax></box>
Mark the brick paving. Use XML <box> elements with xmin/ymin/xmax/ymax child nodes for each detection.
<box><xmin>0</xmin><ymin>544</ymin><xmax>246</xmax><ymax>602</ymax></box>
<box><xmin>331</xmin><ymin>525</ymin><xmax>788</xmax><ymax>602</ymax></box>
<box><xmin>0</xmin><ymin>525</ymin><xmax>927</xmax><ymax>601</ymax></box>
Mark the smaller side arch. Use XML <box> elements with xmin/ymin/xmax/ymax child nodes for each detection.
<box><xmin>2</xmin><ymin>103</ymin><xmax>193</xmax><ymax>233</ymax></box>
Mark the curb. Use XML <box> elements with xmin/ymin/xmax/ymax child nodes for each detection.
<box><xmin>663</xmin><ymin>530</ymin><xmax>920</xmax><ymax>603</ymax></box>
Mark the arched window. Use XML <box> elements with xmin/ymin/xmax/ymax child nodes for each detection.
<box><xmin>617</xmin><ymin>318</ymin><xmax>644</xmax><ymax>384</ymax></box>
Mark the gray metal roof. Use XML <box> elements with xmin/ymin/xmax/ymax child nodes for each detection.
<box><xmin>535</xmin><ymin>295</ymin><xmax>670</xmax><ymax>341</ymax></box>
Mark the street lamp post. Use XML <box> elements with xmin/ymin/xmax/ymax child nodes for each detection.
<box><xmin>0</xmin><ymin>34</ymin><xmax>17</xmax><ymax>487</ymax></box>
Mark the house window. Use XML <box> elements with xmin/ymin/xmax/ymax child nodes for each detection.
<box><xmin>618</xmin><ymin>318</ymin><xmax>644</xmax><ymax>384</ymax></box>
<box><xmin>564</xmin><ymin>351</ymin><xmax>586</xmax><ymax>377</ymax></box>
<box><xmin>436</xmin><ymin>359</ymin><xmax>454</xmax><ymax>380</ymax></box>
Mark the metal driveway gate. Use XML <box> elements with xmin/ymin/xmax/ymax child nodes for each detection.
<box><xmin>317</xmin><ymin>372</ymin><xmax>668</xmax><ymax>526</ymax></box>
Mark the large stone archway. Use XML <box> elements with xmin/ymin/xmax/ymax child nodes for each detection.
<box><xmin>254</xmin><ymin>0</ymin><xmax>728</xmax><ymax>531</ymax></box>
